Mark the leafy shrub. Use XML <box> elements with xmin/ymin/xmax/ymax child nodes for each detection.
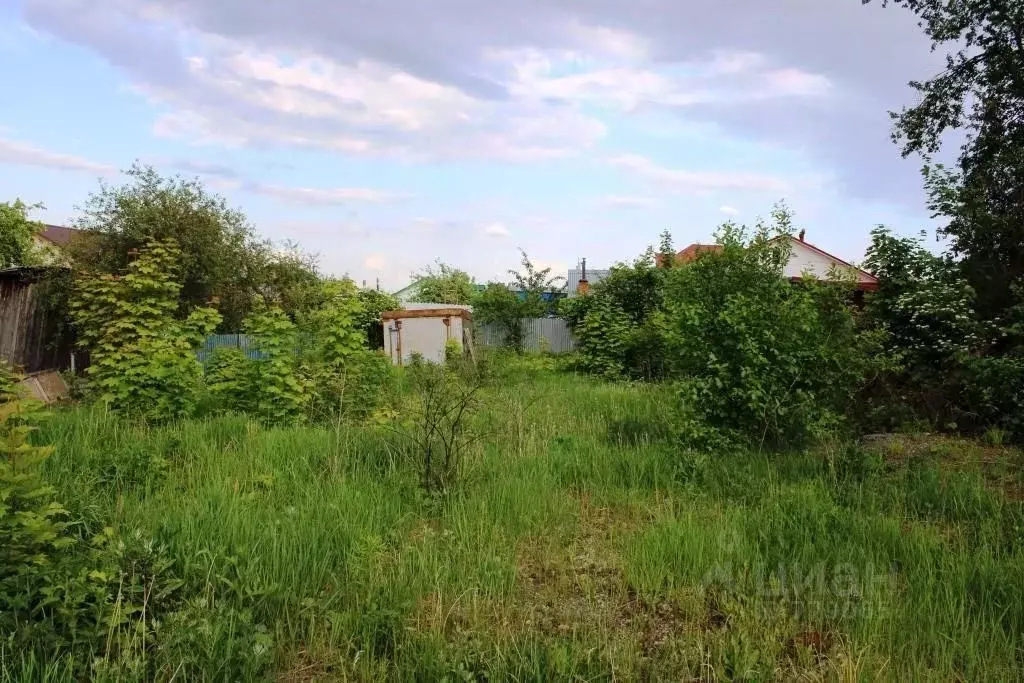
<box><xmin>152</xmin><ymin>597</ymin><xmax>273</xmax><ymax>680</ymax></box>
<box><xmin>302</xmin><ymin>279</ymin><xmax>394</xmax><ymax>424</ymax></box>
<box><xmin>474</xmin><ymin>251</ymin><xmax>565</xmax><ymax>351</ymax></box>
<box><xmin>562</xmin><ymin>247</ymin><xmax>670</xmax><ymax>380</ymax></box>
<box><xmin>399</xmin><ymin>358</ymin><xmax>486</xmax><ymax>491</ymax></box>
<box><xmin>71</xmin><ymin>238</ymin><xmax>221</xmax><ymax>421</ymax></box>
<box><xmin>663</xmin><ymin>214</ymin><xmax>877</xmax><ymax>449</ymax></box>
<box><xmin>1</xmin><ymin>365</ymin><xmax>187</xmax><ymax>677</ymax></box>
<box><xmin>242</xmin><ymin>302</ymin><xmax>310</xmax><ymax>425</ymax></box>
<box><xmin>444</xmin><ymin>337</ymin><xmax>464</xmax><ymax>363</ymax></box>
<box><xmin>570</xmin><ymin>296</ymin><xmax>632</xmax><ymax>379</ymax></box>
<box><xmin>961</xmin><ymin>352</ymin><xmax>1024</xmax><ymax>441</ymax></box>
<box><xmin>473</xmin><ymin>282</ymin><xmax>526</xmax><ymax>350</ymax></box>
<box><xmin>204</xmin><ymin>346</ymin><xmax>259</xmax><ymax>415</ymax></box>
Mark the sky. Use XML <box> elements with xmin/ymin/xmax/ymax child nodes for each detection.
<box><xmin>1</xmin><ymin>0</ymin><xmax>949</xmax><ymax>290</ymax></box>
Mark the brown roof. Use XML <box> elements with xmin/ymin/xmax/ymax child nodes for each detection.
<box><xmin>37</xmin><ymin>225</ymin><xmax>81</xmax><ymax>248</ymax></box>
<box><xmin>663</xmin><ymin>237</ymin><xmax>879</xmax><ymax>290</ymax></box>
<box><xmin>656</xmin><ymin>243</ymin><xmax>722</xmax><ymax>266</ymax></box>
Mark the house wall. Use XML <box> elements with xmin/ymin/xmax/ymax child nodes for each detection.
<box><xmin>567</xmin><ymin>269</ymin><xmax>611</xmax><ymax>298</ymax></box>
<box><xmin>384</xmin><ymin>315</ymin><xmax>465</xmax><ymax>365</ymax></box>
<box><xmin>783</xmin><ymin>240</ymin><xmax>873</xmax><ymax>285</ymax></box>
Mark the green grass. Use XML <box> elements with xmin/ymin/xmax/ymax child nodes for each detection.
<box><xmin>17</xmin><ymin>360</ymin><xmax>1024</xmax><ymax>681</ymax></box>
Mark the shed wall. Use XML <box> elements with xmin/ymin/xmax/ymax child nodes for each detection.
<box><xmin>384</xmin><ymin>315</ymin><xmax>465</xmax><ymax>365</ymax></box>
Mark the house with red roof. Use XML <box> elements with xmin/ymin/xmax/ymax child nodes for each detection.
<box><xmin>661</xmin><ymin>232</ymin><xmax>879</xmax><ymax>292</ymax></box>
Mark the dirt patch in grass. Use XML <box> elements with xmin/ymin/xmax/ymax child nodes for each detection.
<box><xmin>864</xmin><ymin>433</ymin><xmax>1024</xmax><ymax>500</ymax></box>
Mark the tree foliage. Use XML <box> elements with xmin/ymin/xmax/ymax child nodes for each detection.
<box><xmin>69</xmin><ymin>163</ymin><xmax>298</xmax><ymax>330</ymax></box>
<box><xmin>507</xmin><ymin>249</ymin><xmax>565</xmax><ymax>317</ymax></box>
<box><xmin>410</xmin><ymin>260</ymin><xmax>477</xmax><ymax>305</ymax></box>
<box><xmin>0</xmin><ymin>199</ymin><xmax>45</xmax><ymax>268</ymax></box>
<box><xmin>562</xmin><ymin>247</ymin><xmax>669</xmax><ymax>379</ymax></box>
<box><xmin>663</xmin><ymin>218</ymin><xmax>876</xmax><ymax>449</ymax></box>
<box><xmin>71</xmin><ymin>239</ymin><xmax>221</xmax><ymax>421</ymax></box>
<box><xmin>241</xmin><ymin>302</ymin><xmax>310</xmax><ymax>425</ymax></box>
<box><xmin>473</xmin><ymin>250</ymin><xmax>565</xmax><ymax>350</ymax></box>
<box><xmin>866</xmin><ymin>0</ymin><xmax>1024</xmax><ymax>317</ymax></box>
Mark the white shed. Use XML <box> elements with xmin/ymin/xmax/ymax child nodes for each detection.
<box><xmin>382</xmin><ymin>306</ymin><xmax>473</xmax><ymax>365</ymax></box>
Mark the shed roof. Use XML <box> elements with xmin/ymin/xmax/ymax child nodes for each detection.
<box><xmin>382</xmin><ymin>307</ymin><xmax>473</xmax><ymax>321</ymax></box>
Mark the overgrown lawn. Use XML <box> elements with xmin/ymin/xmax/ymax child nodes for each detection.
<box><xmin>18</xmin><ymin>361</ymin><xmax>1024</xmax><ymax>681</ymax></box>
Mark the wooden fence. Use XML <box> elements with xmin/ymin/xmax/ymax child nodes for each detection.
<box><xmin>0</xmin><ymin>267</ymin><xmax>75</xmax><ymax>374</ymax></box>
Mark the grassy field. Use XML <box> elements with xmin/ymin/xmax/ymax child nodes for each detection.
<box><xmin>18</xmin><ymin>358</ymin><xmax>1024</xmax><ymax>681</ymax></box>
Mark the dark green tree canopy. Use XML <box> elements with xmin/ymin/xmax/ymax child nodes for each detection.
<box><xmin>867</xmin><ymin>0</ymin><xmax>1024</xmax><ymax>316</ymax></box>
<box><xmin>69</xmin><ymin>163</ymin><xmax>318</xmax><ymax>330</ymax></box>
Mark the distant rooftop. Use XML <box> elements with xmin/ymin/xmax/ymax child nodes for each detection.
<box><xmin>567</xmin><ymin>268</ymin><xmax>611</xmax><ymax>297</ymax></box>
<box><xmin>37</xmin><ymin>225</ymin><xmax>82</xmax><ymax>248</ymax></box>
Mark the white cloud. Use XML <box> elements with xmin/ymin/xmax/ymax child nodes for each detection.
<box><xmin>363</xmin><ymin>253</ymin><xmax>386</xmax><ymax>270</ymax></box>
<box><xmin>565</xmin><ymin>22</ymin><xmax>651</xmax><ymax>62</ymax></box>
<box><xmin>482</xmin><ymin>222</ymin><xmax>509</xmax><ymax>237</ymax></box>
<box><xmin>0</xmin><ymin>136</ymin><xmax>115</xmax><ymax>175</ymax></box>
<box><xmin>140</xmin><ymin>39</ymin><xmax>607</xmax><ymax>162</ymax></box>
<box><xmin>719</xmin><ymin>205</ymin><xmax>740</xmax><ymax>216</ymax></box>
<box><xmin>248</xmin><ymin>183</ymin><xmax>408</xmax><ymax>205</ymax></box>
<box><xmin>501</xmin><ymin>47</ymin><xmax>831</xmax><ymax>112</ymax></box>
<box><xmin>606</xmin><ymin>154</ymin><xmax>794</xmax><ymax>194</ymax></box>
<box><xmin>601</xmin><ymin>195</ymin><xmax>659</xmax><ymax>209</ymax></box>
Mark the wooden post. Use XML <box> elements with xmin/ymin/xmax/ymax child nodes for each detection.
<box><xmin>395</xmin><ymin>319</ymin><xmax>403</xmax><ymax>366</ymax></box>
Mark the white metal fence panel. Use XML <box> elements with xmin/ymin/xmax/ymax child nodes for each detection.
<box><xmin>476</xmin><ymin>318</ymin><xmax>575</xmax><ymax>353</ymax></box>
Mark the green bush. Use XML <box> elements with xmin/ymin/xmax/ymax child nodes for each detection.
<box><xmin>302</xmin><ymin>279</ymin><xmax>395</xmax><ymax>424</ymax></box>
<box><xmin>562</xmin><ymin>247</ymin><xmax>669</xmax><ymax>380</ymax></box>
<box><xmin>0</xmin><ymin>364</ymin><xmax>188</xmax><ymax>678</ymax></box>
<box><xmin>662</xmin><ymin>214</ymin><xmax>877</xmax><ymax>449</ymax></box>
<box><xmin>71</xmin><ymin>239</ymin><xmax>221</xmax><ymax>422</ymax></box>
<box><xmin>242</xmin><ymin>302</ymin><xmax>310</xmax><ymax>425</ymax></box>
<box><xmin>962</xmin><ymin>352</ymin><xmax>1024</xmax><ymax>441</ymax></box>
<box><xmin>203</xmin><ymin>346</ymin><xmax>259</xmax><ymax>415</ymax></box>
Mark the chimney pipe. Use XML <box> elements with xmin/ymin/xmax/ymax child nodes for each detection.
<box><xmin>576</xmin><ymin>257</ymin><xmax>590</xmax><ymax>295</ymax></box>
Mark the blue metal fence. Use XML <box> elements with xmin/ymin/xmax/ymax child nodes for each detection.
<box><xmin>196</xmin><ymin>334</ymin><xmax>265</xmax><ymax>362</ymax></box>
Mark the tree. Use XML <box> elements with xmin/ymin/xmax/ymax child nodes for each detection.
<box><xmin>409</xmin><ymin>260</ymin><xmax>477</xmax><ymax>305</ymax></box>
<box><xmin>70</xmin><ymin>239</ymin><xmax>222</xmax><ymax>421</ymax></box>
<box><xmin>0</xmin><ymin>200</ymin><xmax>45</xmax><ymax>268</ymax></box>
<box><xmin>656</xmin><ymin>229</ymin><xmax>676</xmax><ymax>269</ymax></box>
<box><xmin>472</xmin><ymin>251</ymin><xmax>565</xmax><ymax>351</ymax></box>
<box><xmin>70</xmin><ymin>163</ymin><xmax>271</xmax><ymax>330</ymax></box>
<box><xmin>473</xmin><ymin>282</ymin><xmax>525</xmax><ymax>349</ymax></box>
<box><xmin>507</xmin><ymin>249</ymin><xmax>565</xmax><ymax>317</ymax></box>
<box><xmin>663</xmin><ymin>214</ymin><xmax>875</xmax><ymax>448</ymax></box>
<box><xmin>259</xmin><ymin>242</ymin><xmax>324</xmax><ymax>320</ymax></box>
<box><xmin>866</xmin><ymin>0</ymin><xmax>1024</xmax><ymax>317</ymax></box>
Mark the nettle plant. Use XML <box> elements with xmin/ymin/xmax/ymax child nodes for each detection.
<box><xmin>71</xmin><ymin>239</ymin><xmax>221</xmax><ymax>421</ymax></box>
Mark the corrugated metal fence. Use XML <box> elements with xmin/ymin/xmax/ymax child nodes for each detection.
<box><xmin>197</xmin><ymin>318</ymin><xmax>575</xmax><ymax>361</ymax></box>
<box><xmin>196</xmin><ymin>334</ymin><xmax>265</xmax><ymax>363</ymax></box>
<box><xmin>476</xmin><ymin>318</ymin><xmax>575</xmax><ymax>353</ymax></box>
